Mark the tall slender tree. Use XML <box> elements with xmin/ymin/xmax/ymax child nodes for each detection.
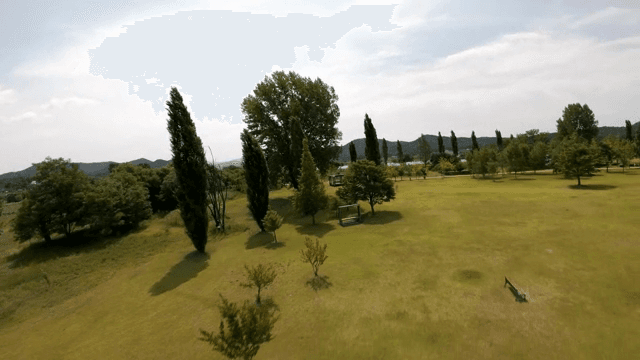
<box><xmin>294</xmin><ymin>139</ymin><xmax>328</xmax><ymax>225</ymax></box>
<box><xmin>289</xmin><ymin>117</ymin><xmax>304</xmax><ymax>189</ymax></box>
<box><xmin>242</xmin><ymin>129</ymin><xmax>270</xmax><ymax>232</ymax></box>
<box><xmin>396</xmin><ymin>140</ymin><xmax>404</xmax><ymax>164</ymax></box>
<box><xmin>166</xmin><ymin>87</ymin><xmax>209</xmax><ymax>253</ymax></box>
<box><xmin>363</xmin><ymin>114</ymin><xmax>381</xmax><ymax>165</ymax></box>
<box><xmin>625</xmin><ymin>120</ymin><xmax>634</xmax><ymax>142</ymax></box>
<box><xmin>636</xmin><ymin>125</ymin><xmax>640</xmax><ymax>156</ymax></box>
<box><xmin>495</xmin><ymin>130</ymin><xmax>503</xmax><ymax>151</ymax></box>
<box><xmin>382</xmin><ymin>138</ymin><xmax>389</xmax><ymax>165</ymax></box>
<box><xmin>450</xmin><ymin>131</ymin><xmax>458</xmax><ymax>157</ymax></box>
<box><xmin>418</xmin><ymin>134</ymin><xmax>431</xmax><ymax>168</ymax></box>
<box><xmin>437</xmin><ymin>132</ymin><xmax>445</xmax><ymax>154</ymax></box>
<box><xmin>471</xmin><ymin>131</ymin><xmax>479</xmax><ymax>150</ymax></box>
<box><xmin>349</xmin><ymin>142</ymin><xmax>357</xmax><ymax>162</ymax></box>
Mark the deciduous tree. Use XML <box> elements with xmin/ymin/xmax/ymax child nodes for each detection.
<box><xmin>241</xmin><ymin>263</ymin><xmax>277</xmax><ymax>305</ymax></box>
<box><xmin>556</xmin><ymin>103</ymin><xmax>599</xmax><ymax>142</ymax></box>
<box><xmin>504</xmin><ymin>137</ymin><xmax>530</xmax><ymax>178</ymax></box>
<box><xmin>262</xmin><ymin>209</ymin><xmax>283</xmax><ymax>243</ymax></box>
<box><xmin>336</xmin><ymin>160</ymin><xmax>395</xmax><ymax>215</ymax></box>
<box><xmin>552</xmin><ymin>134</ymin><xmax>600</xmax><ymax>186</ymax></box>
<box><xmin>242</xmin><ymin>129</ymin><xmax>270</xmax><ymax>232</ymax></box>
<box><xmin>300</xmin><ymin>236</ymin><xmax>328</xmax><ymax>277</ymax></box>
<box><xmin>529</xmin><ymin>141</ymin><xmax>548</xmax><ymax>174</ymax></box>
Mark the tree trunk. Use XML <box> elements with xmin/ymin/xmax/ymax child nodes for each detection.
<box><xmin>256</xmin><ymin>287</ymin><xmax>261</xmax><ymax>305</ymax></box>
<box><xmin>43</xmin><ymin>233</ymin><xmax>52</xmax><ymax>243</ymax></box>
<box><xmin>577</xmin><ymin>175</ymin><xmax>581</xmax><ymax>186</ymax></box>
<box><xmin>273</xmin><ymin>231</ymin><xmax>277</xmax><ymax>243</ymax></box>
<box><xmin>369</xmin><ymin>200</ymin><xmax>375</xmax><ymax>215</ymax></box>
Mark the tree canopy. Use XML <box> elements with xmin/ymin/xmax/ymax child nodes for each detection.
<box><xmin>242</xmin><ymin>129</ymin><xmax>270</xmax><ymax>232</ymax></box>
<box><xmin>336</xmin><ymin>160</ymin><xmax>395</xmax><ymax>215</ymax></box>
<box><xmin>552</xmin><ymin>134</ymin><xmax>600</xmax><ymax>186</ymax></box>
<box><xmin>471</xmin><ymin>131</ymin><xmax>479</xmax><ymax>150</ymax></box>
<box><xmin>556</xmin><ymin>103</ymin><xmax>599</xmax><ymax>142</ymax></box>
<box><xmin>382</xmin><ymin>138</ymin><xmax>389</xmax><ymax>165</ymax></box>
<box><xmin>363</xmin><ymin>114</ymin><xmax>381</xmax><ymax>165</ymax></box>
<box><xmin>418</xmin><ymin>134</ymin><xmax>431</xmax><ymax>167</ymax></box>
<box><xmin>294</xmin><ymin>139</ymin><xmax>328</xmax><ymax>225</ymax></box>
<box><xmin>437</xmin><ymin>132</ymin><xmax>444</xmax><ymax>154</ymax></box>
<box><xmin>396</xmin><ymin>141</ymin><xmax>404</xmax><ymax>164</ymax></box>
<box><xmin>241</xmin><ymin>71</ymin><xmax>342</xmax><ymax>181</ymax></box>
<box><xmin>349</xmin><ymin>141</ymin><xmax>357</xmax><ymax>162</ymax></box>
<box><xmin>450</xmin><ymin>131</ymin><xmax>458</xmax><ymax>157</ymax></box>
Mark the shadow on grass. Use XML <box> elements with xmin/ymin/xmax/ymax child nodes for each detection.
<box><xmin>568</xmin><ymin>184</ymin><xmax>617</xmax><ymax>190</ymax></box>
<box><xmin>149</xmin><ymin>251</ymin><xmax>210</xmax><ymax>296</ymax></box>
<box><xmin>6</xmin><ymin>229</ymin><xmax>125</xmax><ymax>269</ymax></box>
<box><xmin>510</xmin><ymin>177</ymin><xmax>536</xmax><ymax>181</ymax></box>
<box><xmin>245</xmin><ymin>232</ymin><xmax>285</xmax><ymax>250</ymax></box>
<box><xmin>507</xmin><ymin>285</ymin><xmax>528</xmax><ymax>303</ymax></box>
<box><xmin>362</xmin><ymin>210</ymin><xmax>402</xmax><ymax>225</ymax></box>
<box><xmin>295</xmin><ymin>223</ymin><xmax>335</xmax><ymax>238</ymax></box>
<box><xmin>306</xmin><ymin>275</ymin><xmax>332</xmax><ymax>292</ymax></box>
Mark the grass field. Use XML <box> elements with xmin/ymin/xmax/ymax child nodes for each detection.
<box><xmin>1</xmin><ymin>169</ymin><xmax>639</xmax><ymax>359</ymax></box>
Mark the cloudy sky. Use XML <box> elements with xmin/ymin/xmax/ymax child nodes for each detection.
<box><xmin>1</xmin><ymin>0</ymin><xmax>639</xmax><ymax>174</ymax></box>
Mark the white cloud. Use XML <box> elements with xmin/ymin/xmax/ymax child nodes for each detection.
<box><xmin>0</xmin><ymin>86</ymin><xmax>18</xmax><ymax>105</ymax></box>
<box><xmin>41</xmin><ymin>96</ymin><xmax>100</xmax><ymax>110</ymax></box>
<box><xmin>570</xmin><ymin>7</ymin><xmax>639</xmax><ymax>29</ymax></box>
<box><xmin>2</xmin><ymin>111</ymin><xmax>37</xmax><ymax>124</ymax></box>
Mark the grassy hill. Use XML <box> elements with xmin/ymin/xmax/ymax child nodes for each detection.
<box><xmin>1</xmin><ymin>169</ymin><xmax>639</xmax><ymax>359</ymax></box>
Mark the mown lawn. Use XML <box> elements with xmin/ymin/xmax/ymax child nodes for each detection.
<box><xmin>1</xmin><ymin>169</ymin><xmax>639</xmax><ymax>359</ymax></box>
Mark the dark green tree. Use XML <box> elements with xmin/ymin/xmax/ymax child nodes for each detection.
<box><xmin>417</xmin><ymin>134</ymin><xmax>431</xmax><ymax>168</ymax></box>
<box><xmin>437</xmin><ymin>132</ymin><xmax>445</xmax><ymax>154</ymax></box>
<box><xmin>336</xmin><ymin>160</ymin><xmax>395</xmax><ymax>215</ymax></box>
<box><xmin>294</xmin><ymin>139</ymin><xmax>328</xmax><ymax>225</ymax></box>
<box><xmin>363</xmin><ymin>114</ymin><xmax>381</xmax><ymax>165</ymax></box>
<box><xmin>556</xmin><ymin>103</ymin><xmax>599</xmax><ymax>142</ymax></box>
<box><xmin>349</xmin><ymin>141</ymin><xmax>357</xmax><ymax>162</ymax></box>
<box><xmin>466</xmin><ymin>146</ymin><xmax>498</xmax><ymax>178</ymax></box>
<box><xmin>552</xmin><ymin>134</ymin><xmax>600</xmax><ymax>186</ymax></box>
<box><xmin>504</xmin><ymin>136</ymin><xmax>530</xmax><ymax>178</ymax></box>
<box><xmin>288</xmin><ymin>117</ymin><xmax>304</xmax><ymax>189</ymax></box>
<box><xmin>396</xmin><ymin>141</ymin><xmax>404</xmax><ymax>164</ymax></box>
<box><xmin>625</xmin><ymin>120</ymin><xmax>634</xmax><ymax>142</ymax></box>
<box><xmin>241</xmin><ymin>71</ymin><xmax>342</xmax><ymax>180</ymax></box>
<box><xmin>166</xmin><ymin>87</ymin><xmax>209</xmax><ymax>253</ymax></box>
<box><xmin>496</xmin><ymin>130</ymin><xmax>503</xmax><ymax>151</ymax></box>
<box><xmin>382</xmin><ymin>138</ymin><xmax>389</xmax><ymax>165</ymax></box>
<box><xmin>471</xmin><ymin>131</ymin><xmax>479</xmax><ymax>150</ymax></box>
<box><xmin>241</xmin><ymin>130</ymin><xmax>270</xmax><ymax>232</ymax></box>
<box><xmin>450</xmin><ymin>131</ymin><xmax>458</xmax><ymax>157</ymax></box>
<box><xmin>636</xmin><ymin>125</ymin><xmax>640</xmax><ymax>156</ymax></box>
<box><xmin>529</xmin><ymin>141</ymin><xmax>548</xmax><ymax>174</ymax></box>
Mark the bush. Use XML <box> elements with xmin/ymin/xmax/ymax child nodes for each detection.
<box><xmin>5</xmin><ymin>193</ymin><xmax>22</xmax><ymax>203</ymax></box>
<box><xmin>300</xmin><ymin>236</ymin><xmax>328</xmax><ymax>277</ymax></box>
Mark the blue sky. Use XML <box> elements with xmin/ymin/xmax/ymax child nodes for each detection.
<box><xmin>1</xmin><ymin>0</ymin><xmax>639</xmax><ymax>174</ymax></box>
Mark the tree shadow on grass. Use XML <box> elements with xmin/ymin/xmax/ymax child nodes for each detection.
<box><xmin>306</xmin><ymin>275</ymin><xmax>332</xmax><ymax>292</ymax></box>
<box><xmin>6</xmin><ymin>229</ymin><xmax>124</xmax><ymax>269</ymax></box>
<box><xmin>362</xmin><ymin>211</ymin><xmax>402</xmax><ymax>225</ymax></box>
<box><xmin>149</xmin><ymin>251</ymin><xmax>210</xmax><ymax>296</ymax></box>
<box><xmin>568</xmin><ymin>184</ymin><xmax>617</xmax><ymax>190</ymax></box>
<box><xmin>295</xmin><ymin>223</ymin><xmax>335</xmax><ymax>238</ymax></box>
<box><xmin>245</xmin><ymin>232</ymin><xmax>285</xmax><ymax>250</ymax></box>
<box><xmin>510</xmin><ymin>177</ymin><xmax>536</xmax><ymax>181</ymax></box>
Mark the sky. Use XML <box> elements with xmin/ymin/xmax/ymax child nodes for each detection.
<box><xmin>1</xmin><ymin>0</ymin><xmax>639</xmax><ymax>174</ymax></box>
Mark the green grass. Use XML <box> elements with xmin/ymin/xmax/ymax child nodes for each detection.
<box><xmin>1</xmin><ymin>170</ymin><xmax>639</xmax><ymax>359</ymax></box>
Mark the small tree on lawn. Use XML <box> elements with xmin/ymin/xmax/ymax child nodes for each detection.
<box><xmin>336</xmin><ymin>160</ymin><xmax>395</xmax><ymax>215</ymax></box>
<box><xmin>199</xmin><ymin>295</ymin><xmax>278</xmax><ymax>360</ymax></box>
<box><xmin>615</xmin><ymin>138</ymin><xmax>636</xmax><ymax>173</ymax></box>
<box><xmin>262</xmin><ymin>209</ymin><xmax>283</xmax><ymax>243</ymax></box>
<box><xmin>294</xmin><ymin>139</ymin><xmax>328</xmax><ymax>225</ymax></box>
<box><xmin>438</xmin><ymin>158</ymin><xmax>454</xmax><ymax>177</ymax></box>
<box><xmin>552</xmin><ymin>134</ymin><xmax>599</xmax><ymax>186</ymax></box>
<box><xmin>241</xmin><ymin>263</ymin><xmax>277</xmax><ymax>305</ymax></box>
<box><xmin>300</xmin><ymin>236</ymin><xmax>328</xmax><ymax>277</ymax></box>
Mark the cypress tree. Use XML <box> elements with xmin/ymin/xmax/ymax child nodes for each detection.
<box><xmin>471</xmin><ymin>131</ymin><xmax>479</xmax><ymax>150</ymax></box>
<box><xmin>289</xmin><ymin>117</ymin><xmax>304</xmax><ymax>189</ymax></box>
<box><xmin>625</xmin><ymin>120</ymin><xmax>633</xmax><ymax>142</ymax></box>
<box><xmin>496</xmin><ymin>130</ymin><xmax>503</xmax><ymax>151</ymax></box>
<box><xmin>450</xmin><ymin>131</ymin><xmax>458</xmax><ymax>157</ymax></box>
<box><xmin>382</xmin><ymin>138</ymin><xmax>389</xmax><ymax>165</ymax></box>
<box><xmin>166</xmin><ymin>87</ymin><xmax>209</xmax><ymax>253</ymax></box>
<box><xmin>294</xmin><ymin>138</ymin><xmax>328</xmax><ymax>225</ymax></box>
<box><xmin>349</xmin><ymin>142</ymin><xmax>357</xmax><ymax>162</ymax></box>
<box><xmin>396</xmin><ymin>140</ymin><xmax>404</xmax><ymax>164</ymax></box>
<box><xmin>363</xmin><ymin>113</ymin><xmax>381</xmax><ymax>165</ymax></box>
<box><xmin>241</xmin><ymin>129</ymin><xmax>270</xmax><ymax>231</ymax></box>
<box><xmin>437</xmin><ymin>132</ymin><xmax>445</xmax><ymax>154</ymax></box>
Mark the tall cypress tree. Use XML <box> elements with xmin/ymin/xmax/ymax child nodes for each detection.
<box><xmin>349</xmin><ymin>142</ymin><xmax>357</xmax><ymax>162</ymax></box>
<box><xmin>241</xmin><ymin>129</ymin><xmax>270</xmax><ymax>232</ymax></box>
<box><xmin>625</xmin><ymin>120</ymin><xmax>633</xmax><ymax>142</ymax></box>
<box><xmin>166</xmin><ymin>87</ymin><xmax>209</xmax><ymax>253</ymax></box>
<box><xmin>437</xmin><ymin>132</ymin><xmax>444</xmax><ymax>154</ymax></box>
<box><xmin>471</xmin><ymin>131</ymin><xmax>479</xmax><ymax>150</ymax></box>
<box><xmin>363</xmin><ymin>114</ymin><xmax>381</xmax><ymax>165</ymax></box>
<box><xmin>289</xmin><ymin>117</ymin><xmax>304</xmax><ymax>189</ymax></box>
<box><xmin>382</xmin><ymin>138</ymin><xmax>389</xmax><ymax>165</ymax></box>
<box><xmin>396</xmin><ymin>140</ymin><xmax>404</xmax><ymax>164</ymax></box>
<box><xmin>495</xmin><ymin>130</ymin><xmax>503</xmax><ymax>151</ymax></box>
<box><xmin>450</xmin><ymin>131</ymin><xmax>458</xmax><ymax>157</ymax></box>
<box><xmin>294</xmin><ymin>138</ymin><xmax>328</xmax><ymax>225</ymax></box>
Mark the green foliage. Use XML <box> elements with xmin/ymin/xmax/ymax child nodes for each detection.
<box><xmin>599</xmin><ymin>136</ymin><xmax>617</xmax><ymax>172</ymax></box>
<box><xmin>11</xmin><ymin>157</ymin><xmax>90</xmax><ymax>242</ymax></box>
<box><xmin>241</xmin><ymin>71</ymin><xmax>342</xmax><ymax>178</ymax></box>
<box><xmin>206</xmin><ymin>157</ymin><xmax>229</xmax><ymax>232</ymax></box>
<box><xmin>85</xmin><ymin>171</ymin><xmax>152</xmax><ymax>235</ymax></box>
<box><xmin>466</xmin><ymin>146</ymin><xmax>499</xmax><ymax>178</ymax></box>
<box><xmin>166</xmin><ymin>87</ymin><xmax>209</xmax><ymax>253</ymax></box>
<box><xmin>625</xmin><ymin>120</ymin><xmax>633</xmax><ymax>142</ymax></box>
<box><xmin>386</xmin><ymin>166</ymin><xmax>398</xmax><ymax>181</ymax></box>
<box><xmin>336</xmin><ymin>160</ymin><xmax>395</xmax><ymax>215</ymax></box>
<box><xmin>471</xmin><ymin>131</ymin><xmax>479</xmax><ymax>150</ymax></box>
<box><xmin>450</xmin><ymin>131</ymin><xmax>458</xmax><ymax>157</ymax></box>
<box><xmin>241</xmin><ymin>130</ymin><xmax>270</xmax><ymax>232</ymax></box>
<box><xmin>552</xmin><ymin>134</ymin><xmax>600</xmax><ymax>186</ymax></box>
<box><xmin>437</xmin><ymin>132</ymin><xmax>445</xmax><ymax>154</ymax></box>
<box><xmin>418</xmin><ymin>134</ymin><xmax>431</xmax><ymax>167</ymax></box>
<box><xmin>349</xmin><ymin>141</ymin><xmax>357</xmax><ymax>162</ymax></box>
<box><xmin>614</xmin><ymin>139</ymin><xmax>635</xmax><ymax>172</ymax></box>
<box><xmin>437</xmin><ymin>158</ymin><xmax>454</xmax><ymax>177</ymax></box>
<box><xmin>363</xmin><ymin>114</ymin><xmax>381</xmax><ymax>165</ymax></box>
<box><xmin>294</xmin><ymin>139</ymin><xmax>328</xmax><ymax>225</ymax></box>
<box><xmin>556</xmin><ymin>103</ymin><xmax>599</xmax><ymax>142</ymax></box>
<box><xmin>262</xmin><ymin>209</ymin><xmax>283</xmax><ymax>242</ymax></box>
<box><xmin>504</xmin><ymin>137</ymin><xmax>530</xmax><ymax>177</ymax></box>
<box><xmin>300</xmin><ymin>236</ymin><xmax>328</xmax><ymax>277</ymax></box>
<box><xmin>495</xmin><ymin>130</ymin><xmax>503</xmax><ymax>151</ymax></box>
<box><xmin>111</xmin><ymin>163</ymin><xmax>176</xmax><ymax>213</ymax></box>
<box><xmin>199</xmin><ymin>295</ymin><xmax>278</xmax><ymax>360</ymax></box>
<box><xmin>529</xmin><ymin>141</ymin><xmax>549</xmax><ymax>174</ymax></box>
<box><xmin>288</xmin><ymin>117</ymin><xmax>304</xmax><ymax>189</ymax></box>
<box><xmin>396</xmin><ymin>140</ymin><xmax>404</xmax><ymax>164</ymax></box>
<box><xmin>382</xmin><ymin>138</ymin><xmax>389</xmax><ymax>165</ymax></box>
<box><xmin>241</xmin><ymin>263</ymin><xmax>277</xmax><ymax>305</ymax></box>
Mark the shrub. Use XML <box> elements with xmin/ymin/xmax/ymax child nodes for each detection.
<box><xmin>300</xmin><ymin>236</ymin><xmax>328</xmax><ymax>277</ymax></box>
<box><xmin>241</xmin><ymin>263</ymin><xmax>277</xmax><ymax>305</ymax></box>
<box><xmin>262</xmin><ymin>209</ymin><xmax>283</xmax><ymax>243</ymax></box>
